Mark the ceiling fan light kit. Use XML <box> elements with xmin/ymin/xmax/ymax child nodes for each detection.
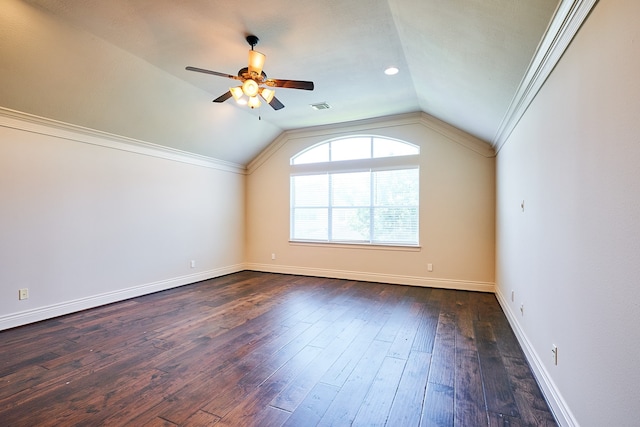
<box><xmin>247</xmin><ymin>96</ymin><xmax>261</xmax><ymax>109</ymax></box>
<box><xmin>229</xmin><ymin>86</ymin><xmax>244</xmax><ymax>101</ymax></box>
<box><xmin>242</xmin><ymin>79</ymin><xmax>259</xmax><ymax>97</ymax></box>
<box><xmin>260</xmin><ymin>87</ymin><xmax>275</xmax><ymax>103</ymax></box>
<box><xmin>186</xmin><ymin>34</ymin><xmax>314</xmax><ymax>111</ymax></box>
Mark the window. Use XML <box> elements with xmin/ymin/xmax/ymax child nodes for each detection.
<box><xmin>290</xmin><ymin>136</ymin><xmax>419</xmax><ymax>245</ymax></box>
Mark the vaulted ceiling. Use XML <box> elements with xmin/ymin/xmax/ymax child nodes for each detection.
<box><xmin>1</xmin><ymin>0</ymin><xmax>559</xmax><ymax>165</ymax></box>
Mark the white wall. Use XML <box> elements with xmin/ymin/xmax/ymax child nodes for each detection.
<box><xmin>0</xmin><ymin>0</ymin><xmax>280</xmax><ymax>165</ymax></box>
<box><xmin>246</xmin><ymin>113</ymin><xmax>496</xmax><ymax>291</ymax></box>
<box><xmin>495</xmin><ymin>1</ymin><xmax>640</xmax><ymax>426</ymax></box>
<box><xmin>0</xmin><ymin>110</ymin><xmax>245</xmax><ymax>330</ymax></box>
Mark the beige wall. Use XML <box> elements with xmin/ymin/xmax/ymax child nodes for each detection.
<box><xmin>246</xmin><ymin>113</ymin><xmax>495</xmax><ymax>291</ymax></box>
<box><xmin>495</xmin><ymin>1</ymin><xmax>640</xmax><ymax>425</ymax></box>
<box><xmin>0</xmin><ymin>111</ymin><xmax>245</xmax><ymax>330</ymax></box>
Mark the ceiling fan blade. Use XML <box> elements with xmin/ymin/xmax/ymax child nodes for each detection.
<box><xmin>186</xmin><ymin>66</ymin><xmax>242</xmax><ymax>81</ymax></box>
<box><xmin>213</xmin><ymin>91</ymin><xmax>233</xmax><ymax>103</ymax></box>
<box><xmin>265</xmin><ymin>79</ymin><xmax>314</xmax><ymax>90</ymax></box>
<box><xmin>268</xmin><ymin>96</ymin><xmax>285</xmax><ymax>110</ymax></box>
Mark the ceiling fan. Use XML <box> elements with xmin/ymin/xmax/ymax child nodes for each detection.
<box><xmin>186</xmin><ymin>35</ymin><xmax>314</xmax><ymax>110</ymax></box>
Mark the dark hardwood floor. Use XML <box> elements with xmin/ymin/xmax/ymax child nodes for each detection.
<box><xmin>0</xmin><ymin>271</ymin><xmax>557</xmax><ymax>426</ymax></box>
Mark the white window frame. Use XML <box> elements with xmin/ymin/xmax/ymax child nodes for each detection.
<box><xmin>290</xmin><ymin>136</ymin><xmax>420</xmax><ymax>247</ymax></box>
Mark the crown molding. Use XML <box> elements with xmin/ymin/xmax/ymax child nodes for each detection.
<box><xmin>246</xmin><ymin>111</ymin><xmax>494</xmax><ymax>174</ymax></box>
<box><xmin>0</xmin><ymin>107</ymin><xmax>246</xmax><ymax>174</ymax></box>
<box><xmin>417</xmin><ymin>112</ymin><xmax>495</xmax><ymax>158</ymax></box>
<box><xmin>493</xmin><ymin>0</ymin><xmax>599</xmax><ymax>152</ymax></box>
<box><xmin>247</xmin><ymin>112</ymin><xmax>423</xmax><ymax>173</ymax></box>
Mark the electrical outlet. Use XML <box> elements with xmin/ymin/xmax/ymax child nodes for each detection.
<box><xmin>18</xmin><ymin>288</ymin><xmax>29</xmax><ymax>300</ymax></box>
<box><xmin>520</xmin><ymin>304</ymin><xmax>524</xmax><ymax>316</ymax></box>
<box><xmin>271</xmin><ymin>253</ymin><xmax>276</xmax><ymax>260</ymax></box>
<box><xmin>427</xmin><ymin>263</ymin><xmax>433</xmax><ymax>272</ymax></box>
<box><xmin>552</xmin><ymin>344</ymin><xmax>558</xmax><ymax>365</ymax></box>
<box><xmin>511</xmin><ymin>290</ymin><xmax>515</xmax><ymax>302</ymax></box>
<box><xmin>190</xmin><ymin>260</ymin><xmax>196</xmax><ymax>268</ymax></box>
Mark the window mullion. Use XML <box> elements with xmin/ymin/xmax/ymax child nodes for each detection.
<box><xmin>369</xmin><ymin>169</ymin><xmax>374</xmax><ymax>244</ymax></box>
<box><xmin>369</xmin><ymin>138</ymin><xmax>374</xmax><ymax>243</ymax></box>
<box><xmin>370</xmin><ymin>136</ymin><xmax>374</xmax><ymax>159</ymax></box>
<box><xmin>328</xmin><ymin>173</ymin><xmax>333</xmax><ymax>242</ymax></box>
<box><xmin>290</xmin><ymin>178</ymin><xmax>295</xmax><ymax>239</ymax></box>
<box><xmin>291</xmin><ymin>137</ymin><xmax>419</xmax><ymax>246</ymax></box>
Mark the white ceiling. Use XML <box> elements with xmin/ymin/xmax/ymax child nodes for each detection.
<box><xmin>1</xmin><ymin>0</ymin><xmax>559</xmax><ymax>165</ymax></box>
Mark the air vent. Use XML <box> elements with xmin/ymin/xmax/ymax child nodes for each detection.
<box><xmin>310</xmin><ymin>102</ymin><xmax>331</xmax><ymax>110</ymax></box>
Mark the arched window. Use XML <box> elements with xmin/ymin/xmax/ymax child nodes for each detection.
<box><xmin>290</xmin><ymin>136</ymin><xmax>419</xmax><ymax>245</ymax></box>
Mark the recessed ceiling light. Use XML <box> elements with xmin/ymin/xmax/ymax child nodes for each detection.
<box><xmin>384</xmin><ymin>67</ymin><xmax>399</xmax><ymax>76</ymax></box>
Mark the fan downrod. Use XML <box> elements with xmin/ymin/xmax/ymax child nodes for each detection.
<box><xmin>246</xmin><ymin>35</ymin><xmax>259</xmax><ymax>49</ymax></box>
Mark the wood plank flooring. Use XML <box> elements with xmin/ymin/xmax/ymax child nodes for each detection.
<box><xmin>0</xmin><ymin>271</ymin><xmax>557</xmax><ymax>426</ymax></box>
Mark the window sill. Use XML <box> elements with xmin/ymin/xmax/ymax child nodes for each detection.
<box><xmin>289</xmin><ymin>240</ymin><xmax>421</xmax><ymax>252</ymax></box>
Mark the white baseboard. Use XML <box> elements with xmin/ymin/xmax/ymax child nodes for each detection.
<box><xmin>245</xmin><ymin>263</ymin><xmax>495</xmax><ymax>293</ymax></box>
<box><xmin>0</xmin><ymin>264</ymin><xmax>244</xmax><ymax>331</ymax></box>
<box><xmin>1</xmin><ymin>263</ymin><xmax>575</xmax><ymax>425</ymax></box>
<box><xmin>494</xmin><ymin>288</ymin><xmax>578</xmax><ymax>427</ymax></box>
